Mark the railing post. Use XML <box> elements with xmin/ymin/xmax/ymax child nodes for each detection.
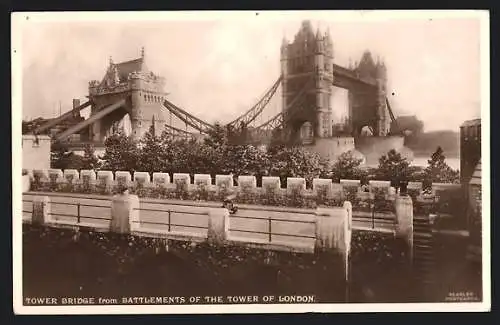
<box><xmin>207</xmin><ymin>208</ymin><xmax>229</xmax><ymax>245</ymax></box>
<box><xmin>32</xmin><ymin>196</ymin><xmax>51</xmax><ymax>225</ymax></box>
<box><xmin>268</xmin><ymin>217</ymin><xmax>272</xmax><ymax>243</ymax></box>
<box><xmin>371</xmin><ymin>201</ymin><xmax>375</xmax><ymax>229</ymax></box>
<box><xmin>168</xmin><ymin>210</ymin><xmax>171</xmax><ymax>232</ymax></box>
<box><xmin>77</xmin><ymin>202</ymin><xmax>81</xmax><ymax>224</ymax></box>
<box><xmin>111</xmin><ymin>192</ymin><xmax>140</xmax><ymax>234</ymax></box>
<box><xmin>395</xmin><ymin>195</ymin><xmax>414</xmax><ymax>262</ymax></box>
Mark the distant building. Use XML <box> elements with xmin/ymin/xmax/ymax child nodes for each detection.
<box><xmin>460</xmin><ymin>118</ymin><xmax>481</xmax><ymax>262</ymax></box>
<box><xmin>460</xmin><ymin>119</ymin><xmax>481</xmax><ymax>184</ymax></box>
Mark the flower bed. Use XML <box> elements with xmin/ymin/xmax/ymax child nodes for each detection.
<box><xmin>23</xmin><ymin>224</ymin><xmax>415</xmax><ymax>302</ymax></box>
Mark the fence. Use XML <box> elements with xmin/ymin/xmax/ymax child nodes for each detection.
<box><xmin>21</xmin><ymin>193</ymin><xmax>334</xmax><ymax>250</ymax></box>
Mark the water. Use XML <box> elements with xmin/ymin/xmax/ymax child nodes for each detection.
<box><xmin>411</xmin><ymin>156</ymin><xmax>460</xmax><ymax>170</ymax></box>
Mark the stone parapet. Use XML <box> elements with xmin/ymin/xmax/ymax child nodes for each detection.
<box><xmin>152</xmin><ymin>172</ymin><xmax>170</xmax><ymax>187</ymax></box>
<box><xmin>134</xmin><ymin>172</ymin><xmax>151</xmax><ymax>185</ymax></box>
<box><xmin>115</xmin><ymin>171</ymin><xmax>132</xmax><ymax>187</ymax></box>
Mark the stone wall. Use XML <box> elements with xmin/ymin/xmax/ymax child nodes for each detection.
<box><xmin>25</xmin><ymin>169</ymin><xmax>459</xmax><ymax>214</ymax></box>
<box><xmin>23</xmin><ymin>192</ymin><xmax>352</xmax><ymax>257</ymax></box>
<box><xmin>355</xmin><ymin>136</ymin><xmax>414</xmax><ymax>166</ymax></box>
<box><xmin>22</xmin><ymin>135</ymin><xmax>51</xmax><ymax>171</ymax></box>
<box><xmin>304</xmin><ymin>137</ymin><xmax>356</xmax><ymax>162</ymax></box>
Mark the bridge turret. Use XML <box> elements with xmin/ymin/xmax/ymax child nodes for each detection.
<box><xmin>280</xmin><ymin>36</ymin><xmax>289</xmax><ymax>115</ymax></box>
<box><xmin>324</xmin><ymin>28</ymin><xmax>333</xmax><ymax>57</ymax></box>
<box><xmin>375</xmin><ymin>58</ymin><xmax>390</xmax><ymax>135</ymax></box>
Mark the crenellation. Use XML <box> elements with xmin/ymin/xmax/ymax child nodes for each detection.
<box><xmin>25</xmin><ymin>169</ymin><xmax>461</xmax><ymax>209</ymax></box>
<box><xmin>287</xmin><ymin>177</ymin><xmax>306</xmax><ymax>194</ymax></box>
<box><xmin>33</xmin><ymin>169</ymin><xmax>49</xmax><ymax>182</ymax></box>
<box><xmin>63</xmin><ymin>169</ymin><xmax>80</xmax><ymax>184</ymax></box>
<box><xmin>194</xmin><ymin>174</ymin><xmax>212</xmax><ymax>187</ymax></box>
<box><xmin>134</xmin><ymin>172</ymin><xmax>151</xmax><ymax>185</ymax></box>
<box><xmin>152</xmin><ymin>172</ymin><xmax>170</xmax><ymax>186</ymax></box>
<box><xmin>173</xmin><ymin>173</ymin><xmax>190</xmax><ymax>192</ymax></box>
<box><xmin>262</xmin><ymin>176</ymin><xmax>281</xmax><ymax>194</ymax></box>
<box><xmin>115</xmin><ymin>171</ymin><xmax>132</xmax><ymax>188</ymax></box>
<box><xmin>47</xmin><ymin>169</ymin><xmax>64</xmax><ymax>183</ymax></box>
<box><xmin>313</xmin><ymin>178</ymin><xmax>333</xmax><ymax>196</ymax></box>
<box><xmin>215</xmin><ymin>175</ymin><xmax>233</xmax><ymax>189</ymax></box>
<box><xmin>96</xmin><ymin>171</ymin><xmax>114</xmax><ymax>193</ymax></box>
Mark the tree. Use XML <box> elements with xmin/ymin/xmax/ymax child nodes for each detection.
<box><xmin>100</xmin><ymin>129</ymin><xmax>139</xmax><ymax>172</ymax></box>
<box><xmin>269</xmin><ymin>147</ymin><xmax>323</xmax><ymax>187</ymax></box>
<box><xmin>225</xmin><ymin>144</ymin><xmax>270</xmax><ymax>179</ymax></box>
<box><xmin>51</xmin><ymin>142</ymin><xmax>73</xmax><ymax>169</ymax></box>
<box><xmin>376</xmin><ymin>149</ymin><xmax>411</xmax><ymax>186</ymax></box>
<box><xmin>81</xmin><ymin>144</ymin><xmax>100</xmax><ymax>170</ymax></box>
<box><xmin>268</xmin><ymin>127</ymin><xmax>287</xmax><ymax>155</ymax></box>
<box><xmin>204</xmin><ymin>122</ymin><xmax>229</xmax><ymax>149</ymax></box>
<box><xmin>423</xmin><ymin>146</ymin><xmax>459</xmax><ymax>183</ymax></box>
<box><xmin>329</xmin><ymin>151</ymin><xmax>365</xmax><ymax>181</ymax></box>
<box><xmin>137</xmin><ymin>124</ymin><xmax>165</xmax><ymax>173</ymax></box>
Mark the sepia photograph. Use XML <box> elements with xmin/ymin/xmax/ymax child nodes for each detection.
<box><xmin>12</xmin><ymin>10</ymin><xmax>490</xmax><ymax>314</ymax></box>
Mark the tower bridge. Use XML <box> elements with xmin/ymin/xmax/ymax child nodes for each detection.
<box><xmin>31</xmin><ymin>20</ymin><xmax>409</xmax><ymax>164</ymax></box>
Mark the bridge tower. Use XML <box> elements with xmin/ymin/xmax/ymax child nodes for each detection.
<box><xmin>280</xmin><ymin>20</ymin><xmax>334</xmax><ymax>143</ymax></box>
<box><xmin>87</xmin><ymin>47</ymin><xmax>168</xmax><ymax>142</ymax></box>
<box><xmin>348</xmin><ymin>51</ymin><xmax>391</xmax><ymax>136</ymax></box>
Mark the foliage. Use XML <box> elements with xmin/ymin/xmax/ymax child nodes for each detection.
<box><xmin>81</xmin><ymin>144</ymin><xmax>101</xmax><ymax>170</ymax></box>
<box><xmin>268</xmin><ymin>147</ymin><xmax>323</xmax><ymax>188</ymax></box>
<box><xmin>327</xmin><ymin>151</ymin><xmax>365</xmax><ymax>182</ymax></box>
<box><xmin>376</xmin><ymin>149</ymin><xmax>411</xmax><ymax>186</ymax></box>
<box><xmin>225</xmin><ymin>145</ymin><xmax>270</xmax><ymax>180</ymax></box>
<box><xmin>100</xmin><ymin>129</ymin><xmax>139</xmax><ymax>173</ymax></box>
<box><xmin>51</xmin><ymin>142</ymin><xmax>86</xmax><ymax>170</ymax></box>
<box><xmin>50</xmin><ymin>142</ymin><xmax>72</xmax><ymax>169</ymax></box>
<box><xmin>423</xmin><ymin>146</ymin><xmax>460</xmax><ymax>184</ymax></box>
<box><xmin>137</xmin><ymin>125</ymin><xmax>166</xmax><ymax>174</ymax></box>
<box><xmin>24</xmin><ymin>224</ymin><xmax>414</xmax><ymax>301</ymax></box>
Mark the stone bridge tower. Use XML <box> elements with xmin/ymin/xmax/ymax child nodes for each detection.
<box><xmin>348</xmin><ymin>51</ymin><xmax>390</xmax><ymax>136</ymax></box>
<box><xmin>87</xmin><ymin>48</ymin><xmax>168</xmax><ymax>142</ymax></box>
<box><xmin>281</xmin><ymin>21</ymin><xmax>334</xmax><ymax>143</ymax></box>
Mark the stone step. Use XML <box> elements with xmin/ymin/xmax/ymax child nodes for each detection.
<box><xmin>414</xmin><ymin>234</ymin><xmax>433</xmax><ymax>238</ymax></box>
<box><xmin>415</xmin><ymin>244</ymin><xmax>433</xmax><ymax>249</ymax></box>
<box><xmin>414</xmin><ymin>239</ymin><xmax>433</xmax><ymax>243</ymax></box>
<box><xmin>414</xmin><ymin>239</ymin><xmax>433</xmax><ymax>244</ymax></box>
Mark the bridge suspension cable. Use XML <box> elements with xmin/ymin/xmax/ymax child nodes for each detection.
<box><xmin>161</xmin><ymin>99</ymin><xmax>214</xmax><ymax>134</ymax></box>
<box><xmin>254</xmin><ymin>78</ymin><xmax>313</xmax><ymax>132</ymax></box>
<box><xmin>227</xmin><ymin>75</ymin><xmax>283</xmax><ymax>128</ymax></box>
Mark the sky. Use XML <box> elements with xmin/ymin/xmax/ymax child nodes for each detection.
<box><xmin>16</xmin><ymin>11</ymin><xmax>484</xmax><ymax>132</ymax></box>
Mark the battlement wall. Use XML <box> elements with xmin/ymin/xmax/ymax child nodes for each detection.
<box><xmin>25</xmin><ymin>169</ymin><xmax>462</xmax><ymax>212</ymax></box>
